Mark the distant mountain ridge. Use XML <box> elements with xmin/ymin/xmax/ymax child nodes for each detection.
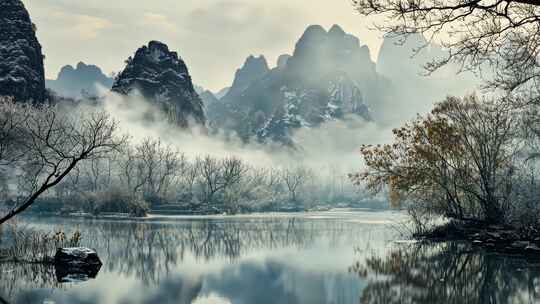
<box><xmin>46</xmin><ymin>62</ymin><xmax>113</xmax><ymax>98</ymax></box>
<box><xmin>2</xmin><ymin>2</ymin><xmax>476</xmax><ymax>139</ymax></box>
<box><xmin>222</xmin><ymin>55</ymin><xmax>270</xmax><ymax>100</ymax></box>
<box><xmin>207</xmin><ymin>24</ymin><xmax>376</xmax><ymax>144</ymax></box>
<box><xmin>375</xmin><ymin>33</ymin><xmax>476</xmax><ymax>123</ymax></box>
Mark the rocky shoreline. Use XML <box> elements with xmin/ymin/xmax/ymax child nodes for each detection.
<box><xmin>419</xmin><ymin>220</ymin><xmax>540</xmax><ymax>255</ymax></box>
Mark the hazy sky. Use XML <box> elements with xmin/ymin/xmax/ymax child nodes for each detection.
<box><xmin>25</xmin><ymin>0</ymin><xmax>385</xmax><ymax>92</ymax></box>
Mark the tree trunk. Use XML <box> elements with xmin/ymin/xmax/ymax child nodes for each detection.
<box><xmin>0</xmin><ymin>159</ymin><xmax>80</xmax><ymax>225</ymax></box>
<box><xmin>484</xmin><ymin>198</ymin><xmax>503</xmax><ymax>225</ymax></box>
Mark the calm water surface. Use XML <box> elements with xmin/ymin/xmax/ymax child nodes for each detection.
<box><xmin>2</xmin><ymin>210</ymin><xmax>540</xmax><ymax>304</ymax></box>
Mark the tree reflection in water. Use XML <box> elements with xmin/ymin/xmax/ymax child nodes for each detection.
<box><xmin>352</xmin><ymin>242</ymin><xmax>540</xmax><ymax>304</ymax></box>
<box><xmin>0</xmin><ymin>262</ymin><xmax>61</xmax><ymax>302</ymax></box>
<box><xmin>0</xmin><ymin>217</ymin><xmax>364</xmax><ymax>301</ymax></box>
<box><xmin>77</xmin><ymin>218</ymin><xmax>328</xmax><ymax>285</ymax></box>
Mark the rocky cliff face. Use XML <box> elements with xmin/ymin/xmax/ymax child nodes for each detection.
<box><xmin>276</xmin><ymin>54</ymin><xmax>291</xmax><ymax>70</ymax></box>
<box><xmin>223</xmin><ymin>55</ymin><xmax>269</xmax><ymax>99</ymax></box>
<box><xmin>0</xmin><ymin>0</ymin><xmax>46</xmax><ymax>103</ymax></box>
<box><xmin>287</xmin><ymin>24</ymin><xmax>377</xmax><ymax>90</ymax></box>
<box><xmin>214</xmin><ymin>87</ymin><xmax>230</xmax><ymax>99</ymax></box>
<box><xmin>208</xmin><ymin>25</ymin><xmax>374</xmax><ymax>144</ymax></box>
<box><xmin>256</xmin><ymin>71</ymin><xmax>371</xmax><ymax>144</ymax></box>
<box><xmin>199</xmin><ymin>90</ymin><xmax>219</xmax><ymax>107</ymax></box>
<box><xmin>112</xmin><ymin>41</ymin><xmax>205</xmax><ymax>127</ymax></box>
<box><xmin>46</xmin><ymin>62</ymin><xmax>113</xmax><ymax>98</ymax></box>
<box><xmin>207</xmin><ymin>55</ymin><xmax>269</xmax><ymax>131</ymax></box>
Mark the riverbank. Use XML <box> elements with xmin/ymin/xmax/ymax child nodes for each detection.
<box><xmin>24</xmin><ymin>205</ymin><xmax>392</xmax><ymax>221</ymax></box>
<box><xmin>417</xmin><ymin>220</ymin><xmax>540</xmax><ymax>255</ymax></box>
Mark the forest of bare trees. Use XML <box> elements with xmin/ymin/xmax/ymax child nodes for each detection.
<box><xmin>0</xmin><ymin>96</ymin><xmax>375</xmax><ymax>221</ymax></box>
<box><xmin>48</xmin><ymin>139</ymin><xmax>371</xmax><ymax>216</ymax></box>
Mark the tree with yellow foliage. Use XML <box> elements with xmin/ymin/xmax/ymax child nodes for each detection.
<box><xmin>352</xmin><ymin>95</ymin><xmax>521</xmax><ymax>225</ymax></box>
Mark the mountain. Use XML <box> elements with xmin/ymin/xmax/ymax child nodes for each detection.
<box><xmin>112</xmin><ymin>41</ymin><xmax>206</xmax><ymax>127</ymax></box>
<box><xmin>208</xmin><ymin>24</ymin><xmax>374</xmax><ymax>144</ymax></box>
<box><xmin>214</xmin><ymin>87</ymin><xmax>230</xmax><ymax>99</ymax></box>
<box><xmin>196</xmin><ymin>87</ymin><xmax>219</xmax><ymax>111</ymax></box>
<box><xmin>46</xmin><ymin>62</ymin><xmax>113</xmax><ymax>98</ymax></box>
<box><xmin>193</xmin><ymin>84</ymin><xmax>205</xmax><ymax>94</ymax></box>
<box><xmin>222</xmin><ymin>55</ymin><xmax>270</xmax><ymax>100</ymax></box>
<box><xmin>193</xmin><ymin>85</ymin><xmax>230</xmax><ymax>122</ymax></box>
<box><xmin>276</xmin><ymin>54</ymin><xmax>291</xmax><ymax>69</ymax></box>
<box><xmin>194</xmin><ymin>85</ymin><xmax>229</xmax><ymax>100</ymax></box>
<box><xmin>207</xmin><ymin>55</ymin><xmax>270</xmax><ymax>131</ymax></box>
<box><xmin>0</xmin><ymin>0</ymin><xmax>46</xmax><ymax>103</ymax></box>
<box><xmin>193</xmin><ymin>84</ymin><xmax>225</xmax><ymax>104</ymax></box>
<box><xmin>286</xmin><ymin>24</ymin><xmax>376</xmax><ymax>86</ymax></box>
<box><xmin>199</xmin><ymin>90</ymin><xmax>219</xmax><ymax>106</ymax></box>
<box><xmin>376</xmin><ymin>33</ymin><xmax>476</xmax><ymax>123</ymax></box>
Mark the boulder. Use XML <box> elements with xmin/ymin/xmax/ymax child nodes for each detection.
<box><xmin>112</xmin><ymin>40</ymin><xmax>206</xmax><ymax>128</ymax></box>
<box><xmin>54</xmin><ymin>247</ymin><xmax>102</xmax><ymax>283</ymax></box>
<box><xmin>0</xmin><ymin>0</ymin><xmax>47</xmax><ymax>103</ymax></box>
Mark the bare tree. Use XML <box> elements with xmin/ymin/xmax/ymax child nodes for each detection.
<box><xmin>267</xmin><ymin>168</ymin><xmax>284</xmax><ymax>198</ymax></box>
<box><xmin>353</xmin><ymin>0</ymin><xmax>540</xmax><ymax>94</ymax></box>
<box><xmin>224</xmin><ymin>166</ymin><xmax>268</xmax><ymax>209</ymax></box>
<box><xmin>156</xmin><ymin>146</ymin><xmax>186</xmax><ymax>201</ymax></box>
<box><xmin>117</xmin><ymin>143</ymin><xmax>135</xmax><ymax>192</ymax></box>
<box><xmin>197</xmin><ymin>156</ymin><xmax>247</xmax><ymax>206</ymax></box>
<box><xmin>0</xmin><ymin>102</ymin><xmax>124</xmax><ymax>224</ymax></box>
<box><xmin>116</xmin><ymin>142</ymin><xmax>146</xmax><ymax>196</ymax></box>
<box><xmin>180</xmin><ymin>160</ymin><xmax>200</xmax><ymax>202</ymax></box>
<box><xmin>0</xmin><ymin>98</ymin><xmax>30</xmax><ymax>164</ymax></box>
<box><xmin>90</xmin><ymin>159</ymin><xmax>100</xmax><ymax>192</ymax></box>
<box><xmin>134</xmin><ymin>138</ymin><xmax>185</xmax><ymax>204</ymax></box>
<box><xmin>54</xmin><ymin>166</ymin><xmax>81</xmax><ymax>202</ymax></box>
<box><xmin>281</xmin><ymin>166</ymin><xmax>312</xmax><ymax>202</ymax></box>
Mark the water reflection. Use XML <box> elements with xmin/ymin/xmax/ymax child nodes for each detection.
<box><xmin>353</xmin><ymin>242</ymin><xmax>540</xmax><ymax>304</ymax></box>
<box><xmin>8</xmin><ymin>214</ymin><xmax>540</xmax><ymax>303</ymax></box>
<box><xmin>79</xmin><ymin>218</ymin><xmax>343</xmax><ymax>285</ymax></box>
<box><xmin>0</xmin><ymin>263</ymin><xmax>60</xmax><ymax>301</ymax></box>
<box><xmin>1</xmin><ymin>214</ymin><xmax>387</xmax><ymax>304</ymax></box>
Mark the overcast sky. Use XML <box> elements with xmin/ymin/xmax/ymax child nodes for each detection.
<box><xmin>25</xmin><ymin>0</ymin><xmax>385</xmax><ymax>92</ymax></box>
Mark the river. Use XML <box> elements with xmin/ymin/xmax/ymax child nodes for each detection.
<box><xmin>1</xmin><ymin>209</ymin><xmax>539</xmax><ymax>304</ymax></box>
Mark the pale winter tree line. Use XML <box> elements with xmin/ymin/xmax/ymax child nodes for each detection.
<box><xmin>49</xmin><ymin>139</ymin><xmax>367</xmax><ymax>216</ymax></box>
<box><xmin>0</xmin><ymin>97</ymin><xmax>371</xmax><ymax>221</ymax></box>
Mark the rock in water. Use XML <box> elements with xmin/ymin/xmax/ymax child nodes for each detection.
<box><xmin>54</xmin><ymin>247</ymin><xmax>102</xmax><ymax>283</ymax></box>
<box><xmin>0</xmin><ymin>0</ymin><xmax>46</xmax><ymax>103</ymax></box>
<box><xmin>112</xmin><ymin>41</ymin><xmax>206</xmax><ymax>128</ymax></box>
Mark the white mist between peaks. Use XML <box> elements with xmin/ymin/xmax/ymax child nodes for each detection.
<box><xmin>86</xmin><ymin>89</ymin><xmax>396</xmax><ymax>175</ymax></box>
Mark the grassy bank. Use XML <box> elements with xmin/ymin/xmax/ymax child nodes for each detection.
<box><xmin>0</xmin><ymin>225</ymin><xmax>82</xmax><ymax>264</ymax></box>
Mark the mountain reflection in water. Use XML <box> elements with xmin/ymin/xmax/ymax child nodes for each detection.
<box><xmin>2</xmin><ymin>211</ymin><xmax>539</xmax><ymax>304</ymax></box>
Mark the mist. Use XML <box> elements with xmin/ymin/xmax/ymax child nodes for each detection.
<box><xmin>97</xmin><ymin>90</ymin><xmax>391</xmax><ymax>174</ymax></box>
